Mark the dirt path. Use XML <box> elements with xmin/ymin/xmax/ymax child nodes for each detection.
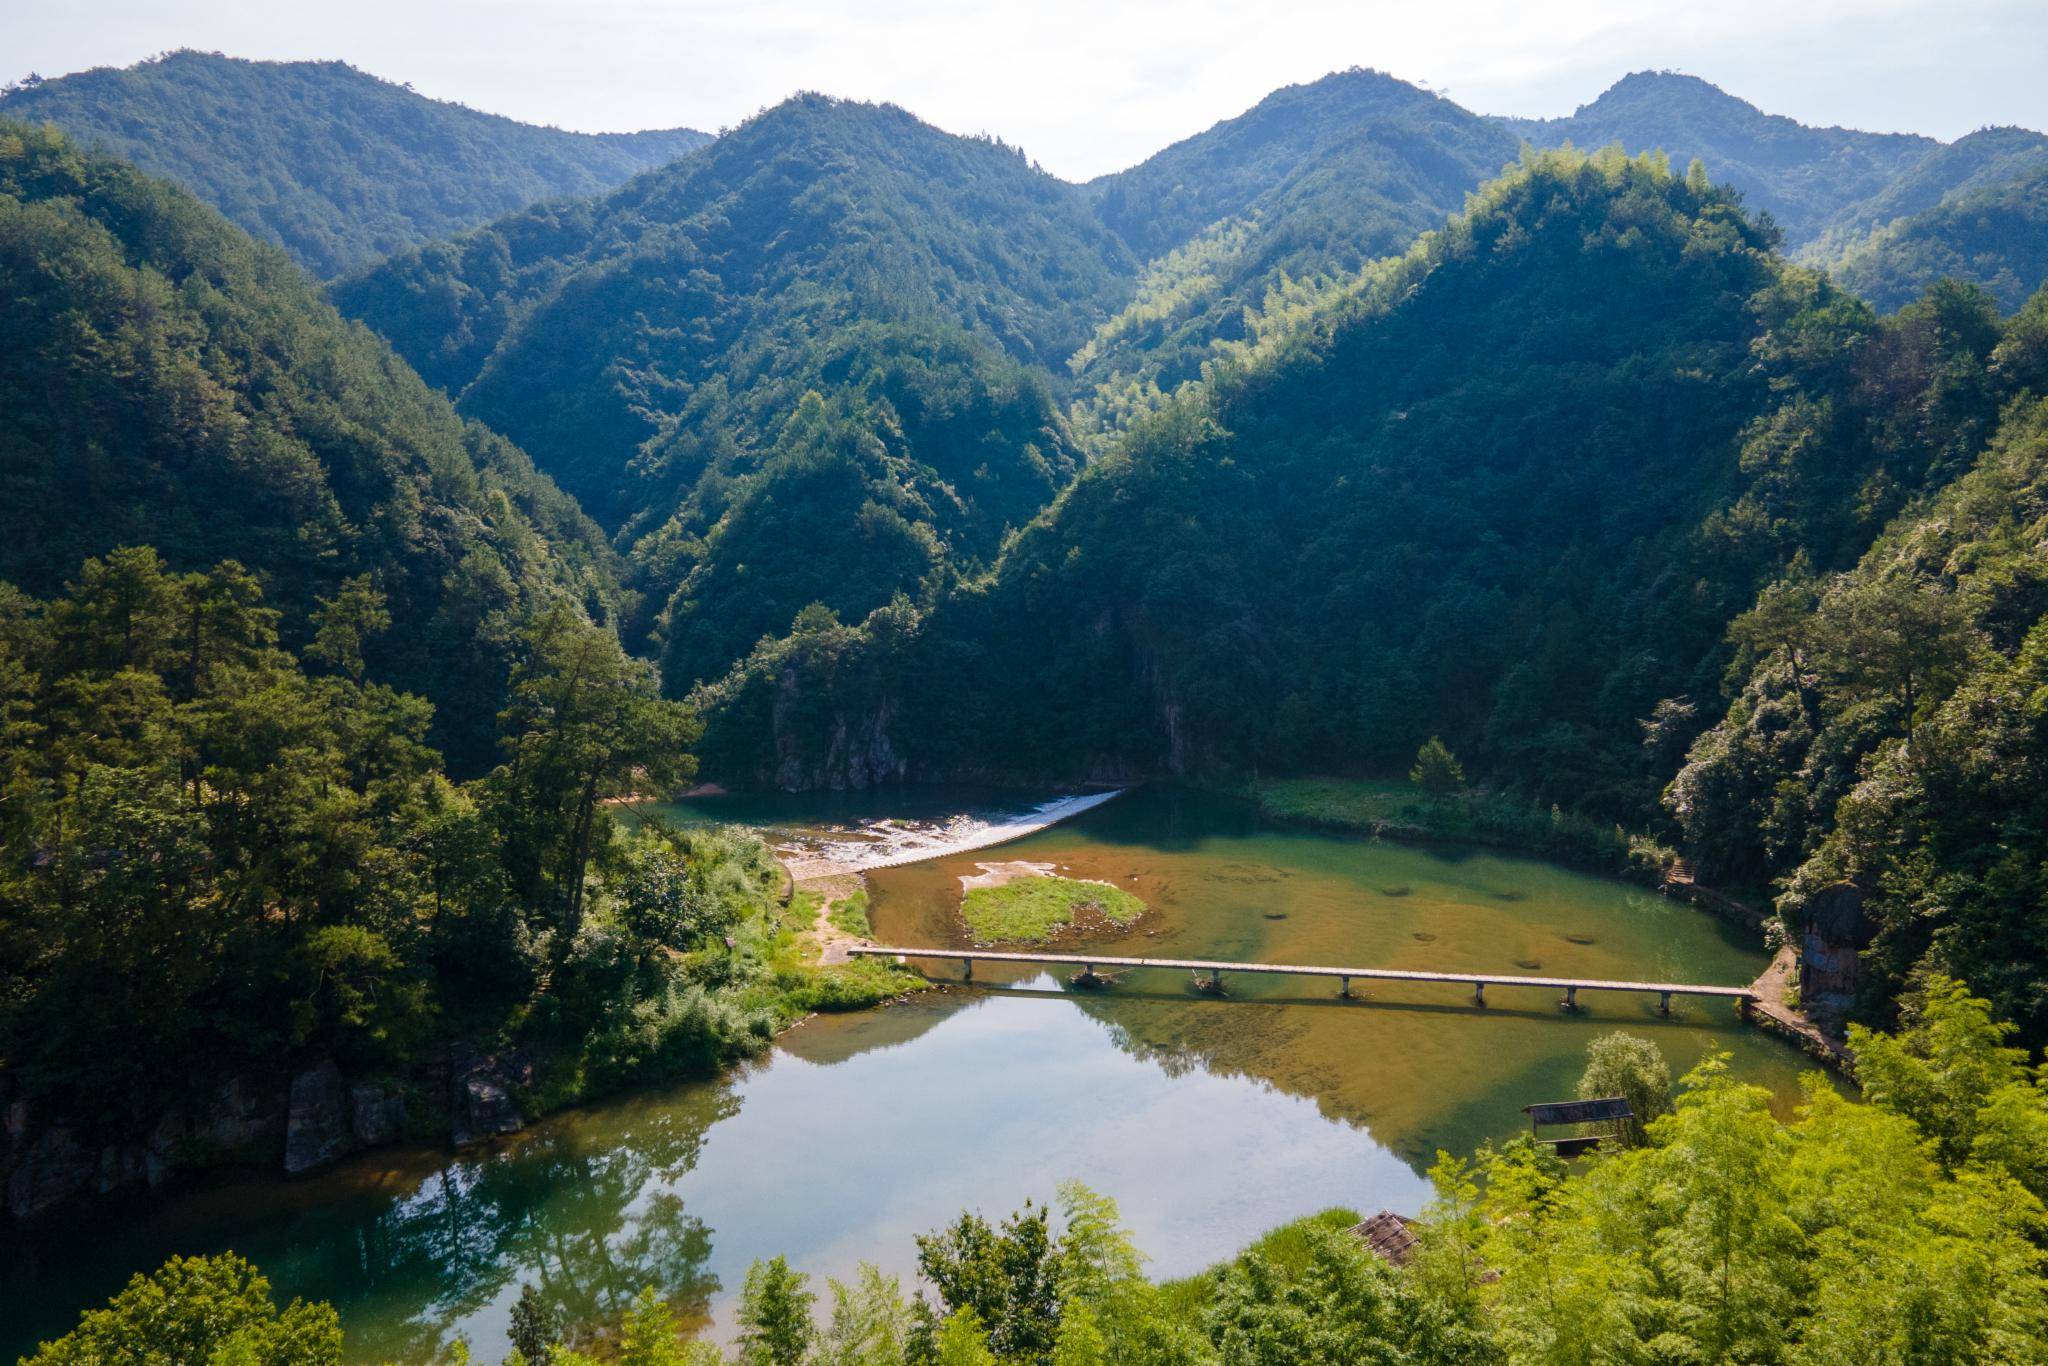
<box><xmin>1747</xmin><ymin>944</ymin><xmax>1855</xmax><ymax>1071</ymax></box>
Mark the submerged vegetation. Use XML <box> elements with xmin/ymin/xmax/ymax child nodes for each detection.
<box><xmin>960</xmin><ymin>875</ymin><xmax>1147</xmax><ymax>945</ymax></box>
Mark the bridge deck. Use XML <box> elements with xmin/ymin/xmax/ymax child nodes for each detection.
<box><xmin>848</xmin><ymin>946</ymin><xmax>1755</xmax><ymax>1000</ymax></box>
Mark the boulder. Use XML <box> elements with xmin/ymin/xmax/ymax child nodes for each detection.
<box><xmin>450</xmin><ymin>1044</ymin><xmax>530</xmax><ymax>1147</ymax></box>
<box><xmin>284</xmin><ymin>1061</ymin><xmax>354</xmax><ymax>1175</ymax></box>
<box><xmin>349</xmin><ymin>1081</ymin><xmax>406</xmax><ymax>1148</ymax></box>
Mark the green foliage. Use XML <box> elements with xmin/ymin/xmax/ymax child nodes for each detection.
<box><xmin>1409</xmin><ymin>737</ymin><xmax>1465</xmax><ymax>800</ymax></box>
<box><xmin>916</xmin><ymin>1201</ymin><xmax>1064</xmax><ymax>1362</ymax></box>
<box><xmin>335</xmin><ymin>94</ymin><xmax>1125</xmax><ymax>690</ymax></box>
<box><xmin>959</xmin><ymin>876</ymin><xmax>1145</xmax><ymax>945</ymax></box>
<box><xmin>0</xmin><ymin>51</ymin><xmax>706</xmax><ymax>277</ymax></box>
<box><xmin>737</xmin><ymin>1257</ymin><xmax>816</xmax><ymax>1366</ymax></box>
<box><xmin>0</xmin><ymin>119</ymin><xmax>626</xmax><ymax>771</ymax></box>
<box><xmin>1671</xmin><ymin>299</ymin><xmax>2048</xmax><ymax>1040</ymax></box>
<box><xmin>1504</xmin><ymin>70</ymin><xmax>1937</xmax><ymax>245</ymax></box>
<box><xmin>814</xmin><ymin>1264</ymin><xmax>917</xmax><ymax>1366</ymax></box>
<box><xmin>827</xmin><ymin>890</ymin><xmax>873</xmax><ymax>938</ymax></box>
<box><xmin>1574</xmin><ymin>1031</ymin><xmax>1673</xmax><ymax>1147</ymax></box>
<box><xmin>23</xmin><ymin>1252</ymin><xmax>340</xmax><ymax>1365</ymax></box>
<box><xmin>509</xmin><ymin>1282</ymin><xmax>562</xmax><ymax>1363</ymax></box>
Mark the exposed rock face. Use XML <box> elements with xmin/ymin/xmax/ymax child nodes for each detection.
<box><xmin>284</xmin><ymin>1061</ymin><xmax>355</xmax><ymax>1175</ymax></box>
<box><xmin>349</xmin><ymin>1081</ymin><xmax>407</xmax><ymax>1147</ymax></box>
<box><xmin>201</xmin><ymin>1074</ymin><xmax>281</xmax><ymax>1152</ymax></box>
<box><xmin>771</xmin><ymin>672</ymin><xmax>906</xmax><ymax>791</ymax></box>
<box><xmin>1798</xmin><ymin>882</ymin><xmax>1876</xmax><ymax>1026</ymax></box>
<box><xmin>450</xmin><ymin>1044</ymin><xmax>531</xmax><ymax>1147</ymax></box>
<box><xmin>7</xmin><ymin>1125</ymin><xmax>94</xmax><ymax>1220</ymax></box>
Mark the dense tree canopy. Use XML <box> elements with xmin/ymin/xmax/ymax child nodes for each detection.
<box><xmin>0</xmin><ymin>119</ymin><xmax>626</xmax><ymax>769</ymax></box>
<box><xmin>0</xmin><ymin>51</ymin><xmax>708</xmax><ymax>278</ymax></box>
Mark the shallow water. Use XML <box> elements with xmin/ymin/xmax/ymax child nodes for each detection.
<box><xmin>3</xmin><ymin>787</ymin><xmax>1819</xmax><ymax>1360</ymax></box>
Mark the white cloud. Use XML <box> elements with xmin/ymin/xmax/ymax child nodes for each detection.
<box><xmin>9</xmin><ymin>0</ymin><xmax>2046</xmax><ymax>179</ymax></box>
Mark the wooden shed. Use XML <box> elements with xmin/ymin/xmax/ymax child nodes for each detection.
<box><xmin>1523</xmin><ymin>1096</ymin><xmax>1633</xmax><ymax>1157</ymax></box>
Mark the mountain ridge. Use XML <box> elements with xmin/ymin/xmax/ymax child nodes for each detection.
<box><xmin>0</xmin><ymin>51</ymin><xmax>710</xmax><ymax>276</ymax></box>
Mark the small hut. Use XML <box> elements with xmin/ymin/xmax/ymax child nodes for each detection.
<box><xmin>1523</xmin><ymin>1096</ymin><xmax>1633</xmax><ymax>1157</ymax></box>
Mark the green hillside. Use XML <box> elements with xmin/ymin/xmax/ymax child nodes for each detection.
<box><xmin>0</xmin><ymin>51</ymin><xmax>708</xmax><ymax>277</ymax></box>
<box><xmin>1503</xmin><ymin>70</ymin><xmax>1938</xmax><ymax>244</ymax></box>
<box><xmin>0</xmin><ymin>119</ymin><xmax>625</xmax><ymax>769</ymax></box>
<box><xmin>1071</xmin><ymin>69</ymin><xmax>1519</xmax><ymax>445</ymax></box>
<box><xmin>339</xmin><ymin>93</ymin><xmax>1130</xmax><ymax>690</ymax></box>
<box><xmin>1827</xmin><ymin>161</ymin><xmax>2048</xmax><ymax>313</ymax></box>
<box><xmin>1670</xmin><ymin>287</ymin><xmax>2048</xmax><ymax>1037</ymax></box>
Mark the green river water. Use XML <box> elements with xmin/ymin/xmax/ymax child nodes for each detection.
<box><xmin>2</xmin><ymin>788</ymin><xmax>1822</xmax><ymax>1360</ymax></box>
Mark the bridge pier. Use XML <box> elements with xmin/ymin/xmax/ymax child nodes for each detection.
<box><xmin>1659</xmin><ymin>991</ymin><xmax>1671</xmax><ymax>1015</ymax></box>
<box><xmin>1562</xmin><ymin>986</ymin><xmax>1579</xmax><ymax>1011</ymax></box>
<box><xmin>962</xmin><ymin>956</ymin><xmax>974</xmax><ymax>982</ymax></box>
<box><xmin>1338</xmin><ymin>975</ymin><xmax>1354</xmax><ymax>999</ymax></box>
<box><xmin>1473</xmin><ymin>981</ymin><xmax>1486</xmax><ymax>1007</ymax></box>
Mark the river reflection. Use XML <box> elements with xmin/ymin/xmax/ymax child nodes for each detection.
<box><xmin>4</xmin><ymin>788</ymin><xmax>1815</xmax><ymax>1361</ymax></box>
<box><xmin>4</xmin><ymin>990</ymin><xmax>1427</xmax><ymax>1360</ymax></box>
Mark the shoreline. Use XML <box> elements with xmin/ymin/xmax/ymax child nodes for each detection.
<box><xmin>787</xmin><ymin>789</ymin><xmax>1129</xmax><ymax>963</ymax></box>
<box><xmin>780</xmin><ymin>788</ymin><xmax>1129</xmax><ymax>880</ymax></box>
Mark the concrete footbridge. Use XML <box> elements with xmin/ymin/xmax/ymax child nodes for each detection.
<box><xmin>848</xmin><ymin>945</ymin><xmax>1757</xmax><ymax>1015</ymax></box>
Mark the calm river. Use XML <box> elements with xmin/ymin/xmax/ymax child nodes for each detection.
<box><xmin>2</xmin><ymin>788</ymin><xmax>1818</xmax><ymax>1360</ymax></box>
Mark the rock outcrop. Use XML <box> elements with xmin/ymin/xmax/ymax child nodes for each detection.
<box><xmin>450</xmin><ymin>1044</ymin><xmax>532</xmax><ymax>1147</ymax></box>
<box><xmin>349</xmin><ymin>1081</ymin><xmax>407</xmax><ymax>1148</ymax></box>
<box><xmin>284</xmin><ymin>1061</ymin><xmax>354</xmax><ymax>1175</ymax></box>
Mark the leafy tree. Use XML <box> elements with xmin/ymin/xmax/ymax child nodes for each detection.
<box><xmin>485</xmin><ymin>604</ymin><xmax>700</xmax><ymax>957</ymax></box>
<box><xmin>736</xmin><ymin>1257</ymin><xmax>815</xmax><ymax>1366</ymax></box>
<box><xmin>508</xmin><ymin>1281</ymin><xmax>561</xmax><ymax>1363</ymax></box>
<box><xmin>23</xmin><ymin>1253</ymin><xmax>340</xmax><ymax>1365</ymax></box>
<box><xmin>1814</xmin><ymin>574</ymin><xmax>1978</xmax><ymax>741</ymax></box>
<box><xmin>814</xmin><ymin>1263</ymin><xmax>916</xmax><ymax>1366</ymax></box>
<box><xmin>1575</xmin><ymin>1031</ymin><xmax>1673</xmax><ymax>1148</ymax></box>
<box><xmin>1410</xmin><ymin>737</ymin><xmax>1466</xmax><ymax>801</ymax></box>
<box><xmin>916</xmin><ymin>1202</ymin><xmax>1063</xmax><ymax>1361</ymax></box>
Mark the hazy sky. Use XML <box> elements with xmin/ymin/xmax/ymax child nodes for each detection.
<box><xmin>10</xmin><ymin>0</ymin><xmax>2047</xmax><ymax>180</ymax></box>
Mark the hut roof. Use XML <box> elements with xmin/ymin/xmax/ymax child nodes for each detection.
<box><xmin>1524</xmin><ymin>1096</ymin><xmax>1632</xmax><ymax>1127</ymax></box>
<box><xmin>1347</xmin><ymin>1211</ymin><xmax>1420</xmax><ymax>1268</ymax></box>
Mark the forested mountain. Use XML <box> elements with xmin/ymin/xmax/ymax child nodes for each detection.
<box><xmin>702</xmin><ymin>151</ymin><xmax>1964</xmax><ymax>793</ymax></box>
<box><xmin>1088</xmin><ymin>69</ymin><xmax>1516</xmax><ymax>263</ymax></box>
<box><xmin>0</xmin><ymin>119</ymin><xmax>624</xmax><ymax>769</ymax></box>
<box><xmin>1826</xmin><ymin>161</ymin><xmax>2048</xmax><ymax>313</ymax></box>
<box><xmin>1502</xmin><ymin>71</ymin><xmax>1938</xmax><ymax>244</ymax></box>
<box><xmin>338</xmin><ymin>93</ymin><xmax>1132</xmax><ymax>691</ymax></box>
<box><xmin>695</xmin><ymin>153</ymin><xmax>2048</xmax><ymax>1051</ymax></box>
<box><xmin>0</xmin><ymin>52</ymin><xmax>709</xmax><ymax>277</ymax></box>
<box><xmin>1670</xmin><ymin>287</ymin><xmax>2048</xmax><ymax>1039</ymax></box>
<box><xmin>1069</xmin><ymin>70</ymin><xmax>1519</xmax><ymax>441</ymax></box>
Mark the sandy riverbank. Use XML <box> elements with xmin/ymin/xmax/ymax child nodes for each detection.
<box><xmin>784</xmin><ymin>790</ymin><xmax>1127</xmax><ymax>962</ymax></box>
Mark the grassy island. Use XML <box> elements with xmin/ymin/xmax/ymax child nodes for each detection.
<box><xmin>961</xmin><ymin>875</ymin><xmax>1146</xmax><ymax>944</ymax></box>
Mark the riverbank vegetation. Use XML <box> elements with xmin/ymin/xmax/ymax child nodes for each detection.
<box><xmin>961</xmin><ymin>876</ymin><xmax>1146</xmax><ymax>945</ymax></box>
<box><xmin>0</xmin><ymin>547</ymin><xmax>916</xmax><ymax>1183</ymax></box>
<box><xmin>1243</xmin><ymin>776</ymin><xmax>1666</xmax><ymax>877</ymax></box>
<box><xmin>37</xmin><ymin>978</ymin><xmax>2047</xmax><ymax>1363</ymax></box>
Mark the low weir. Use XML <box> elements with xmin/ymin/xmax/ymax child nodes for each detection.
<box><xmin>848</xmin><ymin>945</ymin><xmax>1757</xmax><ymax>1015</ymax></box>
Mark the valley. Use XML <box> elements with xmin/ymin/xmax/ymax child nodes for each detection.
<box><xmin>6</xmin><ymin>28</ymin><xmax>2048</xmax><ymax>1363</ymax></box>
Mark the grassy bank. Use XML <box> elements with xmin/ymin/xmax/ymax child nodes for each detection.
<box><xmin>962</xmin><ymin>875</ymin><xmax>1147</xmax><ymax>943</ymax></box>
<box><xmin>1241</xmin><ymin>777</ymin><xmax>1673</xmax><ymax>879</ymax></box>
